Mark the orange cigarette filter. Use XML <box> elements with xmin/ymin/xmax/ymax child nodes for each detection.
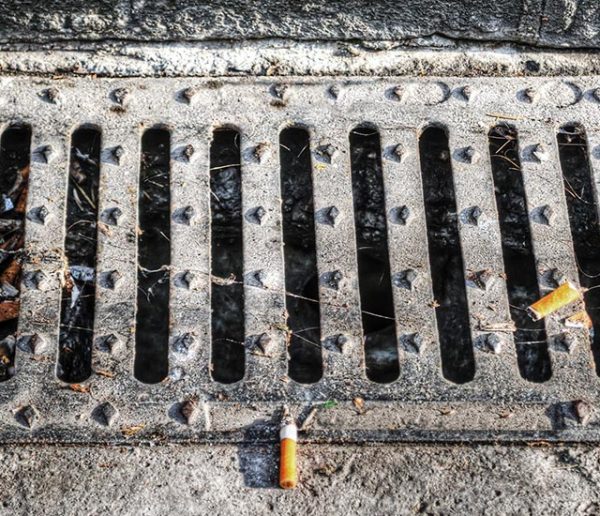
<box><xmin>279</xmin><ymin>418</ymin><xmax>298</xmax><ymax>489</ymax></box>
<box><xmin>527</xmin><ymin>281</ymin><xmax>582</xmax><ymax>321</ymax></box>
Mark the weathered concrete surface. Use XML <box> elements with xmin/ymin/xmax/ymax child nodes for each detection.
<box><xmin>0</xmin><ymin>0</ymin><xmax>599</xmax><ymax>49</ymax></box>
<box><xmin>3</xmin><ymin>41</ymin><xmax>600</xmax><ymax>78</ymax></box>
<box><xmin>541</xmin><ymin>0</ymin><xmax>600</xmax><ymax>47</ymax></box>
<box><xmin>0</xmin><ymin>443</ymin><xmax>598</xmax><ymax>515</ymax></box>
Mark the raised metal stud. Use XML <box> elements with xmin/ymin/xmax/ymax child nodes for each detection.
<box><xmin>174</xmin><ymin>271</ymin><xmax>196</xmax><ymax>290</ymax></box>
<box><xmin>393</xmin><ymin>269</ymin><xmax>419</xmax><ymax>290</ymax></box>
<box><xmin>100</xmin><ymin>207</ymin><xmax>122</xmax><ymax>226</ymax></box>
<box><xmin>466</xmin><ymin>270</ymin><xmax>493</xmax><ymax>291</ymax></box>
<box><xmin>245</xmin><ymin>206</ymin><xmax>267</xmax><ymax>225</ymax></box>
<box><xmin>99</xmin><ymin>270</ymin><xmax>122</xmax><ymax>290</ymax></box>
<box><xmin>39</xmin><ymin>88</ymin><xmax>60</xmax><ymax>104</ymax></box>
<box><xmin>110</xmin><ymin>87</ymin><xmax>130</xmax><ymax>106</ymax></box>
<box><xmin>172</xmin><ymin>333</ymin><xmax>196</xmax><ymax>358</ymax></box>
<box><xmin>112</xmin><ymin>145</ymin><xmax>125</xmax><ymax>164</ymax></box>
<box><xmin>180</xmin><ymin>87</ymin><xmax>197</xmax><ymax>104</ymax></box>
<box><xmin>15</xmin><ymin>405</ymin><xmax>38</xmax><ymax>429</ymax></box>
<box><xmin>317</xmin><ymin>206</ymin><xmax>340</xmax><ymax>226</ymax></box>
<box><xmin>321</xmin><ymin>270</ymin><xmax>343</xmax><ymax>290</ymax></box>
<box><xmin>400</xmin><ymin>333</ymin><xmax>423</xmax><ymax>354</ymax></box>
<box><xmin>314</xmin><ymin>143</ymin><xmax>338</xmax><ymax>164</ymax></box>
<box><xmin>95</xmin><ymin>334</ymin><xmax>120</xmax><ymax>354</ymax></box>
<box><xmin>173</xmin><ymin>206</ymin><xmax>195</xmax><ymax>225</ymax></box>
<box><xmin>461</xmin><ymin>206</ymin><xmax>483</xmax><ymax>226</ymax></box>
<box><xmin>389</xmin><ymin>206</ymin><xmax>411</xmax><ymax>225</ymax></box>
<box><xmin>93</xmin><ymin>402</ymin><xmax>118</xmax><ymax>427</ymax></box>
<box><xmin>23</xmin><ymin>270</ymin><xmax>47</xmax><ymax>291</ymax></box>
<box><xmin>17</xmin><ymin>334</ymin><xmax>47</xmax><ymax>354</ymax></box>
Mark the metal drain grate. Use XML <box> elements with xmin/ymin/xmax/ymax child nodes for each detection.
<box><xmin>1</xmin><ymin>76</ymin><xmax>600</xmax><ymax>443</ymax></box>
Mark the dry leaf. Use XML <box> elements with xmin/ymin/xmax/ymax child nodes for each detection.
<box><xmin>0</xmin><ymin>301</ymin><xmax>19</xmax><ymax>322</ymax></box>
<box><xmin>121</xmin><ymin>424</ymin><xmax>145</xmax><ymax>437</ymax></box>
<box><xmin>95</xmin><ymin>370</ymin><xmax>115</xmax><ymax>378</ymax></box>
<box><xmin>69</xmin><ymin>383</ymin><xmax>90</xmax><ymax>394</ymax></box>
<box><xmin>15</xmin><ymin>166</ymin><xmax>30</xmax><ymax>215</ymax></box>
<box><xmin>97</xmin><ymin>222</ymin><xmax>112</xmax><ymax>237</ymax></box>
<box><xmin>353</xmin><ymin>397</ymin><xmax>365</xmax><ymax>414</ymax></box>
<box><xmin>0</xmin><ymin>260</ymin><xmax>21</xmax><ymax>286</ymax></box>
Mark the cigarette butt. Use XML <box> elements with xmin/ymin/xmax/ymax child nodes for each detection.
<box><xmin>528</xmin><ymin>281</ymin><xmax>582</xmax><ymax>321</ymax></box>
<box><xmin>565</xmin><ymin>310</ymin><xmax>593</xmax><ymax>330</ymax></box>
<box><xmin>279</xmin><ymin>419</ymin><xmax>298</xmax><ymax>489</ymax></box>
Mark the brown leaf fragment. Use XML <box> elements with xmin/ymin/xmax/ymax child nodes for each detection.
<box><xmin>0</xmin><ymin>260</ymin><xmax>21</xmax><ymax>286</ymax></box>
<box><xmin>353</xmin><ymin>397</ymin><xmax>365</xmax><ymax>414</ymax></box>
<box><xmin>299</xmin><ymin>407</ymin><xmax>319</xmax><ymax>431</ymax></box>
<box><xmin>121</xmin><ymin>423</ymin><xmax>146</xmax><ymax>438</ymax></box>
<box><xmin>97</xmin><ymin>222</ymin><xmax>112</xmax><ymax>237</ymax></box>
<box><xmin>95</xmin><ymin>369</ymin><xmax>115</xmax><ymax>378</ymax></box>
<box><xmin>0</xmin><ymin>301</ymin><xmax>19</xmax><ymax>322</ymax></box>
<box><xmin>14</xmin><ymin>166</ymin><xmax>30</xmax><ymax>215</ymax></box>
<box><xmin>31</xmin><ymin>355</ymin><xmax>52</xmax><ymax>362</ymax></box>
<box><xmin>69</xmin><ymin>383</ymin><xmax>90</xmax><ymax>394</ymax></box>
<box><xmin>62</xmin><ymin>268</ymin><xmax>74</xmax><ymax>294</ymax></box>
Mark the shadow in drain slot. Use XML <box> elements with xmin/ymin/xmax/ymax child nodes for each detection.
<box><xmin>557</xmin><ymin>124</ymin><xmax>600</xmax><ymax>377</ymax></box>
<box><xmin>350</xmin><ymin>125</ymin><xmax>399</xmax><ymax>383</ymax></box>
<box><xmin>489</xmin><ymin>124</ymin><xmax>551</xmax><ymax>382</ymax></box>
<box><xmin>134</xmin><ymin>128</ymin><xmax>171</xmax><ymax>384</ymax></box>
<box><xmin>419</xmin><ymin>125</ymin><xmax>475</xmax><ymax>384</ymax></box>
<box><xmin>210</xmin><ymin>129</ymin><xmax>245</xmax><ymax>384</ymax></box>
<box><xmin>58</xmin><ymin>127</ymin><xmax>101</xmax><ymax>383</ymax></box>
<box><xmin>280</xmin><ymin>127</ymin><xmax>323</xmax><ymax>384</ymax></box>
<box><xmin>0</xmin><ymin>125</ymin><xmax>31</xmax><ymax>381</ymax></box>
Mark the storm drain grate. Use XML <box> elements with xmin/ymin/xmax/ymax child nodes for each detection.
<box><xmin>0</xmin><ymin>77</ymin><xmax>599</xmax><ymax>442</ymax></box>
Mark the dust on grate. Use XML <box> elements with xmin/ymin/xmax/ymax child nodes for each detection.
<box><xmin>0</xmin><ymin>77</ymin><xmax>598</xmax><ymax>443</ymax></box>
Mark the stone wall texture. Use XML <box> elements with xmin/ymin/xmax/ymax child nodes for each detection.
<box><xmin>0</xmin><ymin>0</ymin><xmax>598</xmax><ymax>48</ymax></box>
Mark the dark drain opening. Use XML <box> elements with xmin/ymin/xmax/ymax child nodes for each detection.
<box><xmin>419</xmin><ymin>125</ymin><xmax>474</xmax><ymax>384</ymax></box>
<box><xmin>557</xmin><ymin>124</ymin><xmax>600</xmax><ymax>375</ymax></box>
<box><xmin>134</xmin><ymin>128</ymin><xmax>170</xmax><ymax>384</ymax></box>
<box><xmin>58</xmin><ymin>127</ymin><xmax>101</xmax><ymax>383</ymax></box>
<box><xmin>489</xmin><ymin>125</ymin><xmax>551</xmax><ymax>382</ymax></box>
<box><xmin>0</xmin><ymin>125</ymin><xmax>31</xmax><ymax>381</ymax></box>
<box><xmin>210</xmin><ymin>128</ymin><xmax>245</xmax><ymax>383</ymax></box>
<box><xmin>280</xmin><ymin>127</ymin><xmax>322</xmax><ymax>384</ymax></box>
<box><xmin>349</xmin><ymin>126</ymin><xmax>399</xmax><ymax>383</ymax></box>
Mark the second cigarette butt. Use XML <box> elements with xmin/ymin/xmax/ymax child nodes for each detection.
<box><xmin>527</xmin><ymin>281</ymin><xmax>582</xmax><ymax>321</ymax></box>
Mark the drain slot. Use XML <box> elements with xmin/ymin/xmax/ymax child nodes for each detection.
<box><xmin>489</xmin><ymin>125</ymin><xmax>551</xmax><ymax>382</ymax></box>
<box><xmin>135</xmin><ymin>128</ymin><xmax>170</xmax><ymax>384</ymax></box>
<box><xmin>350</xmin><ymin>126</ymin><xmax>399</xmax><ymax>383</ymax></box>
<box><xmin>557</xmin><ymin>124</ymin><xmax>600</xmax><ymax>374</ymax></box>
<box><xmin>58</xmin><ymin>127</ymin><xmax>100</xmax><ymax>383</ymax></box>
<box><xmin>419</xmin><ymin>126</ymin><xmax>474</xmax><ymax>384</ymax></box>
<box><xmin>210</xmin><ymin>129</ymin><xmax>245</xmax><ymax>383</ymax></box>
<box><xmin>0</xmin><ymin>125</ymin><xmax>30</xmax><ymax>381</ymax></box>
<box><xmin>280</xmin><ymin>127</ymin><xmax>322</xmax><ymax>384</ymax></box>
